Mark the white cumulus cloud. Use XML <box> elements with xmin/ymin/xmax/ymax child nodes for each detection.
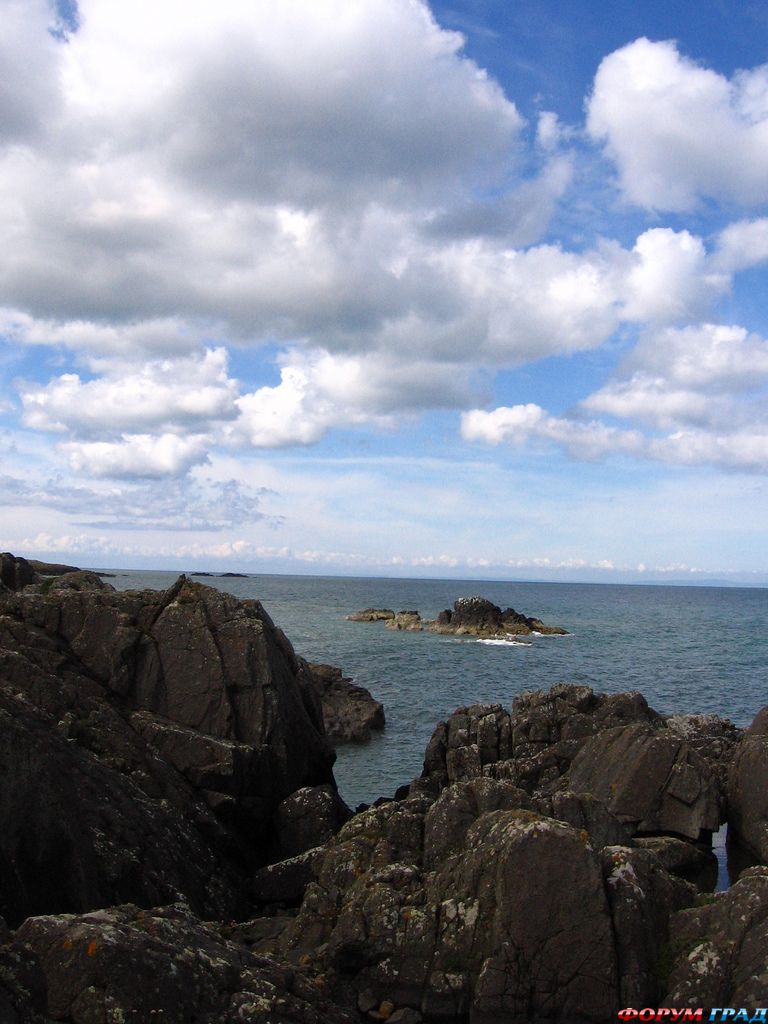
<box><xmin>587</xmin><ymin>37</ymin><xmax>768</xmax><ymax>210</ymax></box>
<box><xmin>63</xmin><ymin>434</ymin><xmax>211</xmax><ymax>478</ymax></box>
<box><xmin>20</xmin><ymin>348</ymin><xmax>237</xmax><ymax>435</ymax></box>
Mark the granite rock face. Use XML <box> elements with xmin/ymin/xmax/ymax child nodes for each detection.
<box><xmin>0</xmin><ymin>575</ymin><xmax>337</xmax><ymax>924</ymax></box>
<box><xmin>663</xmin><ymin>866</ymin><xmax>768</xmax><ymax>1007</ymax></box>
<box><xmin>728</xmin><ymin>706</ymin><xmax>768</xmax><ymax>862</ymax></box>
<box><xmin>8</xmin><ymin>902</ymin><xmax>357</xmax><ymax>1023</ymax></box>
<box><xmin>278</xmin><ymin>779</ymin><xmax>694</xmax><ymax>1022</ymax></box>
<box><xmin>567</xmin><ymin>723</ymin><xmax>722</xmax><ymax>840</ymax></box>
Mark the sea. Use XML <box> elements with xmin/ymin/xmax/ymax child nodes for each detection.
<box><xmin>106</xmin><ymin>570</ymin><xmax>768</xmax><ymax>815</ymax></box>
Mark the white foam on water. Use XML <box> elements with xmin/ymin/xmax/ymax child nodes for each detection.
<box><xmin>477</xmin><ymin>638</ymin><xmax>531</xmax><ymax>647</ymax></box>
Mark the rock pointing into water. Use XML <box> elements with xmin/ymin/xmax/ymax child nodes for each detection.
<box><xmin>347</xmin><ymin>594</ymin><xmax>567</xmax><ymax>638</ymax></box>
<box><xmin>307</xmin><ymin>662</ymin><xmax>385</xmax><ymax>743</ymax></box>
<box><xmin>432</xmin><ymin>595</ymin><xmax>568</xmax><ymax>636</ymax></box>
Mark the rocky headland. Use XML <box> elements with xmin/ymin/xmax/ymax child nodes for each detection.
<box><xmin>2</xmin><ymin>552</ymin><xmax>768</xmax><ymax>1021</ymax></box>
<box><xmin>348</xmin><ymin>595</ymin><xmax>568</xmax><ymax>638</ymax></box>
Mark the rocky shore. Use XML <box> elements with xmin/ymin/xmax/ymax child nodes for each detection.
<box><xmin>2</xmin><ymin>552</ymin><xmax>768</xmax><ymax>1021</ymax></box>
<box><xmin>348</xmin><ymin>595</ymin><xmax>568</xmax><ymax>638</ymax></box>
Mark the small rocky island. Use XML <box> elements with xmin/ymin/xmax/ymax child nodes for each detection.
<box><xmin>3</xmin><ymin>551</ymin><xmax>768</xmax><ymax>1021</ymax></box>
<box><xmin>348</xmin><ymin>594</ymin><xmax>568</xmax><ymax>638</ymax></box>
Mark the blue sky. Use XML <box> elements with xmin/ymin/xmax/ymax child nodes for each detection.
<box><xmin>2</xmin><ymin>0</ymin><xmax>768</xmax><ymax>583</ymax></box>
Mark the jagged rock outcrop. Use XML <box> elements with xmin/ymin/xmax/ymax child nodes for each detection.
<box><xmin>44</xmin><ymin>568</ymin><xmax>112</xmax><ymax>593</ymax></box>
<box><xmin>421</xmin><ymin>685</ymin><xmax>663</xmax><ymax>792</ymax></box>
<box><xmin>348</xmin><ymin>596</ymin><xmax>567</xmax><ymax>638</ymax></box>
<box><xmin>307</xmin><ymin>663</ymin><xmax>385</xmax><ymax>743</ymax></box>
<box><xmin>0</xmin><ymin>558</ymin><xmax>754</xmax><ymax>1023</ymax></box>
<box><xmin>419</xmin><ymin>684</ymin><xmax>731</xmax><ymax>844</ymax></box>
<box><xmin>0</xmin><ymin>575</ymin><xmax>337</xmax><ymax>924</ymax></box>
<box><xmin>5</xmin><ymin>902</ymin><xmax>356</xmax><ymax>1023</ymax></box>
<box><xmin>431</xmin><ymin>595</ymin><xmax>568</xmax><ymax>637</ymax></box>
<box><xmin>278</xmin><ymin>779</ymin><xmax>696</xmax><ymax>1021</ymax></box>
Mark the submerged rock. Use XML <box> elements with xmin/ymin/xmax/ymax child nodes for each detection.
<box><xmin>385</xmin><ymin>610</ymin><xmax>423</xmax><ymax>631</ymax></box>
<box><xmin>346</xmin><ymin>608</ymin><xmax>395</xmax><ymax>621</ymax></box>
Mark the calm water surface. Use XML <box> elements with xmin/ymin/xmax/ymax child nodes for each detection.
<box><xmin>108</xmin><ymin>570</ymin><xmax>768</xmax><ymax>811</ymax></box>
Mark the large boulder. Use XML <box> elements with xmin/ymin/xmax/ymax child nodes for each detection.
<box><xmin>45</xmin><ymin>568</ymin><xmax>113</xmax><ymax>593</ymax></box>
<box><xmin>272</xmin><ymin>785</ymin><xmax>352</xmax><ymax>860</ymax></box>
<box><xmin>602</xmin><ymin>845</ymin><xmax>695</xmax><ymax>1008</ymax></box>
<box><xmin>0</xmin><ymin>574</ymin><xmax>338</xmax><ymax>924</ymax></box>
<box><xmin>567</xmin><ymin>722</ymin><xmax>722</xmax><ymax>840</ymax></box>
